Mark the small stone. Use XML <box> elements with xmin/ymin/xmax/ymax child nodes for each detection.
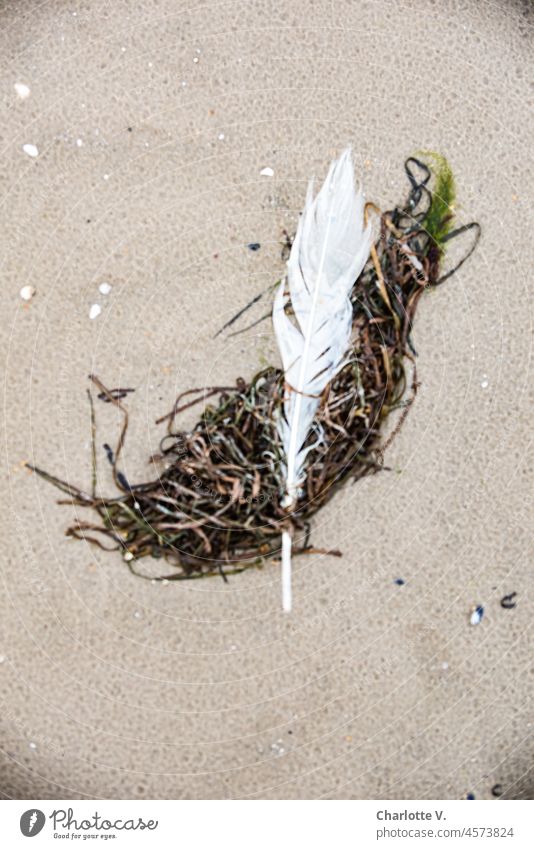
<box><xmin>247</xmin><ymin>242</ymin><xmax>261</xmax><ymax>251</ymax></box>
<box><xmin>270</xmin><ymin>739</ymin><xmax>285</xmax><ymax>756</ymax></box>
<box><xmin>500</xmin><ymin>592</ymin><xmax>517</xmax><ymax>610</ymax></box>
<box><xmin>123</xmin><ymin>551</ymin><xmax>134</xmax><ymax>561</ymax></box>
<box><xmin>89</xmin><ymin>304</ymin><xmax>101</xmax><ymax>320</ymax></box>
<box><xmin>480</xmin><ymin>376</ymin><xmax>489</xmax><ymax>389</ymax></box>
<box><xmin>260</xmin><ymin>167</ymin><xmax>274</xmax><ymax>177</ymax></box>
<box><xmin>193</xmin><ymin>57</ymin><xmax>199</xmax><ymax>63</ymax></box>
<box><xmin>20</xmin><ymin>285</ymin><xmax>36</xmax><ymax>301</ymax></box>
<box><xmin>0</xmin><ymin>655</ymin><xmax>6</xmax><ymax>664</ymax></box>
<box><xmin>28</xmin><ymin>741</ymin><xmax>37</xmax><ymax>750</ymax></box>
<box><xmin>98</xmin><ymin>282</ymin><xmax>112</xmax><ymax>295</ymax></box>
<box><xmin>22</xmin><ymin>143</ymin><xmax>39</xmax><ymax>158</ymax></box>
<box><xmin>470</xmin><ymin>605</ymin><xmax>484</xmax><ymax>625</ymax></box>
<box><xmin>14</xmin><ymin>83</ymin><xmax>30</xmax><ymax>99</ymax></box>
<box><xmin>393</xmin><ymin>578</ymin><xmax>405</xmax><ymax>586</ymax></box>
<box><xmin>76</xmin><ymin>138</ymin><xmax>83</xmax><ymax>147</ymax></box>
<box><xmin>218</xmin><ymin>133</ymin><xmax>225</xmax><ymax>140</ymax></box>
<box><xmin>133</xmin><ymin>610</ymin><xmax>142</xmax><ymax>619</ymax></box>
<box><xmin>161</xmin><ymin>579</ymin><xmax>169</xmax><ymax>586</ymax></box>
<box><xmin>441</xmin><ymin>661</ymin><xmax>449</xmax><ymax>670</ymax></box>
<box><xmin>103</xmin><ymin>173</ymin><xmax>110</xmax><ymax>180</ymax></box>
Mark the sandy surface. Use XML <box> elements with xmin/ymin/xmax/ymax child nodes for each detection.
<box><xmin>0</xmin><ymin>0</ymin><xmax>532</xmax><ymax>800</ymax></box>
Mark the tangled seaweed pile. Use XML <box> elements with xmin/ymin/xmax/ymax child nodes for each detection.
<box><xmin>30</xmin><ymin>155</ymin><xmax>479</xmax><ymax>581</ymax></box>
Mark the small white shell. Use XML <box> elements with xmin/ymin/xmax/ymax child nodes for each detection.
<box><xmin>20</xmin><ymin>285</ymin><xmax>36</xmax><ymax>301</ymax></box>
<box><xmin>14</xmin><ymin>83</ymin><xmax>30</xmax><ymax>99</ymax></box>
<box><xmin>260</xmin><ymin>166</ymin><xmax>274</xmax><ymax>177</ymax></box>
<box><xmin>89</xmin><ymin>304</ymin><xmax>101</xmax><ymax>319</ymax></box>
<box><xmin>22</xmin><ymin>143</ymin><xmax>39</xmax><ymax>158</ymax></box>
<box><xmin>98</xmin><ymin>282</ymin><xmax>112</xmax><ymax>295</ymax></box>
<box><xmin>470</xmin><ymin>605</ymin><xmax>484</xmax><ymax>625</ymax></box>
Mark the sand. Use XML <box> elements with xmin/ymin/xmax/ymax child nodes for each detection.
<box><xmin>0</xmin><ymin>0</ymin><xmax>532</xmax><ymax>800</ymax></box>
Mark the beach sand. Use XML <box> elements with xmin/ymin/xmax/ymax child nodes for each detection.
<box><xmin>0</xmin><ymin>0</ymin><xmax>532</xmax><ymax>799</ymax></box>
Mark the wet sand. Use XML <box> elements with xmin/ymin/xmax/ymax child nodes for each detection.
<box><xmin>0</xmin><ymin>0</ymin><xmax>532</xmax><ymax>799</ymax></box>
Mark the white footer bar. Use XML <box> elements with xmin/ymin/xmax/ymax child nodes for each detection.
<box><xmin>2</xmin><ymin>799</ymin><xmax>532</xmax><ymax>848</ymax></box>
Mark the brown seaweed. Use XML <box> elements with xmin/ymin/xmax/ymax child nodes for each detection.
<box><xmin>28</xmin><ymin>156</ymin><xmax>480</xmax><ymax>582</ymax></box>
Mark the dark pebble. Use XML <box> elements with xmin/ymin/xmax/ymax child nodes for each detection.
<box><xmin>116</xmin><ymin>471</ymin><xmax>131</xmax><ymax>491</ymax></box>
<box><xmin>500</xmin><ymin>592</ymin><xmax>517</xmax><ymax>610</ymax></box>
<box><xmin>492</xmin><ymin>783</ymin><xmax>504</xmax><ymax>797</ymax></box>
<box><xmin>102</xmin><ymin>443</ymin><xmax>114</xmax><ymax>464</ymax></box>
<box><xmin>247</xmin><ymin>242</ymin><xmax>261</xmax><ymax>251</ymax></box>
<box><xmin>394</xmin><ymin>578</ymin><xmax>405</xmax><ymax>586</ymax></box>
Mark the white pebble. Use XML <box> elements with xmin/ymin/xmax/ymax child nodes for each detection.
<box><xmin>0</xmin><ymin>655</ymin><xmax>6</xmax><ymax>664</ymax></box>
<box><xmin>22</xmin><ymin>143</ymin><xmax>39</xmax><ymax>158</ymax></box>
<box><xmin>89</xmin><ymin>304</ymin><xmax>101</xmax><ymax>320</ymax></box>
<box><xmin>103</xmin><ymin>173</ymin><xmax>110</xmax><ymax>180</ymax></box>
<box><xmin>123</xmin><ymin>551</ymin><xmax>134</xmax><ymax>561</ymax></box>
<box><xmin>193</xmin><ymin>57</ymin><xmax>199</xmax><ymax>64</ymax></box>
<box><xmin>98</xmin><ymin>282</ymin><xmax>112</xmax><ymax>295</ymax></box>
<box><xmin>76</xmin><ymin>138</ymin><xmax>83</xmax><ymax>147</ymax></box>
<box><xmin>260</xmin><ymin>167</ymin><xmax>274</xmax><ymax>177</ymax></box>
<box><xmin>20</xmin><ymin>285</ymin><xmax>36</xmax><ymax>301</ymax></box>
<box><xmin>218</xmin><ymin>133</ymin><xmax>225</xmax><ymax>140</ymax></box>
<box><xmin>14</xmin><ymin>82</ymin><xmax>30</xmax><ymax>99</ymax></box>
<box><xmin>480</xmin><ymin>377</ymin><xmax>489</xmax><ymax>389</ymax></box>
<box><xmin>28</xmin><ymin>741</ymin><xmax>37</xmax><ymax>750</ymax></box>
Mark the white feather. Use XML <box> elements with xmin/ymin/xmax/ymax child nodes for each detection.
<box><xmin>273</xmin><ymin>148</ymin><xmax>373</xmax><ymax>611</ymax></box>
